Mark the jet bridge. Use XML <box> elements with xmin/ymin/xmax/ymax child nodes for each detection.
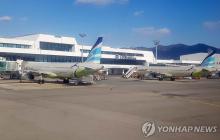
<box><xmin>0</xmin><ymin>58</ymin><xmax>22</xmax><ymax>79</ymax></box>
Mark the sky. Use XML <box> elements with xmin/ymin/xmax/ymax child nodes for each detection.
<box><xmin>0</xmin><ymin>0</ymin><xmax>220</xmax><ymax>48</ymax></box>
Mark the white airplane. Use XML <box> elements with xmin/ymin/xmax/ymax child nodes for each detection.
<box><xmin>19</xmin><ymin>37</ymin><xmax>104</xmax><ymax>85</ymax></box>
<box><xmin>137</xmin><ymin>64</ymin><xmax>195</xmax><ymax>81</ymax></box>
<box><xmin>127</xmin><ymin>50</ymin><xmax>217</xmax><ymax>81</ymax></box>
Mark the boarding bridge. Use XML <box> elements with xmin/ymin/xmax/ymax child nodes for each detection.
<box><xmin>0</xmin><ymin>58</ymin><xmax>22</xmax><ymax>72</ymax></box>
<box><xmin>123</xmin><ymin>67</ymin><xmax>137</xmax><ymax>78</ymax></box>
<box><xmin>0</xmin><ymin>58</ymin><xmax>23</xmax><ymax>78</ymax></box>
<box><xmin>0</xmin><ymin>57</ymin><xmax>17</xmax><ymax>72</ymax></box>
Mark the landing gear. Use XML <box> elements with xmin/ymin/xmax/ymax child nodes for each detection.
<box><xmin>19</xmin><ymin>73</ymin><xmax>23</xmax><ymax>83</ymax></box>
<box><xmin>19</xmin><ymin>77</ymin><xmax>22</xmax><ymax>83</ymax></box>
<box><xmin>63</xmin><ymin>78</ymin><xmax>70</xmax><ymax>84</ymax></box>
<box><xmin>28</xmin><ymin>73</ymin><xmax>35</xmax><ymax>80</ymax></box>
<box><xmin>38</xmin><ymin>79</ymin><xmax>45</xmax><ymax>84</ymax></box>
<box><xmin>38</xmin><ymin>74</ymin><xmax>45</xmax><ymax>84</ymax></box>
<box><xmin>159</xmin><ymin>77</ymin><xmax>164</xmax><ymax>81</ymax></box>
<box><xmin>170</xmin><ymin>77</ymin><xmax>176</xmax><ymax>81</ymax></box>
<box><xmin>158</xmin><ymin>76</ymin><xmax>175</xmax><ymax>81</ymax></box>
<box><xmin>74</xmin><ymin>81</ymin><xmax>79</xmax><ymax>86</ymax></box>
<box><xmin>158</xmin><ymin>75</ymin><xmax>164</xmax><ymax>81</ymax></box>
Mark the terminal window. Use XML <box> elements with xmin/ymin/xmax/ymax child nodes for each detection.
<box><xmin>0</xmin><ymin>43</ymin><xmax>30</xmax><ymax>49</ymax></box>
<box><xmin>80</xmin><ymin>49</ymin><xmax>90</xmax><ymax>53</ymax></box>
<box><xmin>40</xmin><ymin>42</ymin><xmax>74</xmax><ymax>52</ymax></box>
<box><xmin>102</xmin><ymin>51</ymin><xmax>144</xmax><ymax>57</ymax></box>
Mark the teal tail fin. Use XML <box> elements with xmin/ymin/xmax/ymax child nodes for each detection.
<box><xmin>85</xmin><ymin>37</ymin><xmax>103</xmax><ymax>64</ymax></box>
<box><xmin>201</xmin><ymin>50</ymin><xmax>216</xmax><ymax>68</ymax></box>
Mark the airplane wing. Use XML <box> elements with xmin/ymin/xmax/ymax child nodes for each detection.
<box><xmin>159</xmin><ymin>73</ymin><xmax>172</xmax><ymax>77</ymax></box>
<box><xmin>147</xmin><ymin>70</ymin><xmax>172</xmax><ymax>77</ymax></box>
<box><xmin>23</xmin><ymin>69</ymin><xmax>58</xmax><ymax>78</ymax></box>
<box><xmin>77</xmin><ymin>62</ymin><xmax>104</xmax><ymax>70</ymax></box>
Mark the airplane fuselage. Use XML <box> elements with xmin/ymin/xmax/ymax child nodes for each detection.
<box><xmin>147</xmin><ymin>65</ymin><xmax>194</xmax><ymax>77</ymax></box>
<box><xmin>23</xmin><ymin>62</ymin><xmax>103</xmax><ymax>79</ymax></box>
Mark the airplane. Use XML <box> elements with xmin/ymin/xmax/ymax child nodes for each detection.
<box><xmin>143</xmin><ymin>64</ymin><xmax>195</xmax><ymax>81</ymax></box>
<box><xmin>123</xmin><ymin>63</ymin><xmax>195</xmax><ymax>81</ymax></box>
<box><xmin>18</xmin><ymin>37</ymin><xmax>104</xmax><ymax>85</ymax></box>
<box><xmin>126</xmin><ymin>50</ymin><xmax>218</xmax><ymax>81</ymax></box>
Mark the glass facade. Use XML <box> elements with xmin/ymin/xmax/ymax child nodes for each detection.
<box><xmin>80</xmin><ymin>49</ymin><xmax>90</xmax><ymax>53</ymax></box>
<box><xmin>101</xmin><ymin>51</ymin><xmax>144</xmax><ymax>60</ymax></box>
<box><xmin>101</xmin><ymin>58</ymin><xmax>145</xmax><ymax>65</ymax></box>
<box><xmin>0</xmin><ymin>43</ymin><xmax>30</xmax><ymax>49</ymax></box>
<box><xmin>102</xmin><ymin>51</ymin><xmax>144</xmax><ymax>57</ymax></box>
<box><xmin>80</xmin><ymin>50</ymin><xmax>144</xmax><ymax>57</ymax></box>
<box><xmin>0</xmin><ymin>53</ymin><xmax>81</xmax><ymax>62</ymax></box>
<box><xmin>40</xmin><ymin>42</ymin><xmax>74</xmax><ymax>52</ymax></box>
<box><xmin>0</xmin><ymin>53</ymin><xmax>145</xmax><ymax>65</ymax></box>
<box><xmin>80</xmin><ymin>50</ymin><xmax>144</xmax><ymax>60</ymax></box>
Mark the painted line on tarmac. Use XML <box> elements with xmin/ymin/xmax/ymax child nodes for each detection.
<box><xmin>177</xmin><ymin>97</ymin><xmax>220</xmax><ymax>109</ymax></box>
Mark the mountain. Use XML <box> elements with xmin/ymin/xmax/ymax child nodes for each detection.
<box><xmin>131</xmin><ymin>43</ymin><xmax>220</xmax><ymax>60</ymax></box>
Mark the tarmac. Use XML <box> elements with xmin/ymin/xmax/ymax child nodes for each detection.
<box><xmin>0</xmin><ymin>77</ymin><xmax>219</xmax><ymax>140</ymax></box>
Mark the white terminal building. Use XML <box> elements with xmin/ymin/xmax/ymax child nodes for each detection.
<box><xmin>0</xmin><ymin>34</ymin><xmax>155</xmax><ymax>74</ymax></box>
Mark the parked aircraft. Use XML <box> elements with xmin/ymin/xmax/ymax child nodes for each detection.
<box><xmin>18</xmin><ymin>37</ymin><xmax>104</xmax><ymax>85</ymax></box>
<box><xmin>143</xmin><ymin>64</ymin><xmax>194</xmax><ymax>81</ymax></box>
<box><xmin>124</xmin><ymin>50</ymin><xmax>217</xmax><ymax>81</ymax></box>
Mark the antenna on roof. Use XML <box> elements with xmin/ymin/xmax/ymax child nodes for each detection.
<box><xmin>153</xmin><ymin>40</ymin><xmax>160</xmax><ymax>63</ymax></box>
<box><xmin>79</xmin><ymin>33</ymin><xmax>87</xmax><ymax>62</ymax></box>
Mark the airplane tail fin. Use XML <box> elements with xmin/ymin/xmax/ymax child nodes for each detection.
<box><xmin>85</xmin><ymin>37</ymin><xmax>103</xmax><ymax>64</ymax></box>
<box><xmin>200</xmin><ymin>49</ymin><xmax>216</xmax><ymax>68</ymax></box>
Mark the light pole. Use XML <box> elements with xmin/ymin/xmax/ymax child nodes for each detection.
<box><xmin>153</xmin><ymin>40</ymin><xmax>160</xmax><ymax>63</ymax></box>
<box><xmin>79</xmin><ymin>33</ymin><xmax>87</xmax><ymax>62</ymax></box>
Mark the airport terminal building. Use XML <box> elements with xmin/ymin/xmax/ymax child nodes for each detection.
<box><xmin>0</xmin><ymin>34</ymin><xmax>155</xmax><ymax>74</ymax></box>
